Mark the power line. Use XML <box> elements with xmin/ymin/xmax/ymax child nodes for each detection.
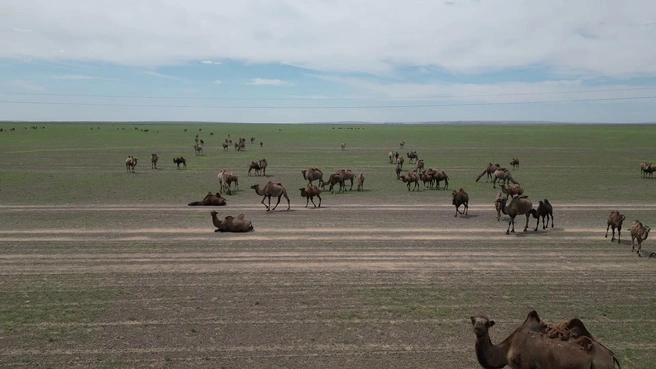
<box><xmin>1</xmin><ymin>87</ymin><xmax>656</xmax><ymax>101</ymax></box>
<box><xmin>1</xmin><ymin>95</ymin><xmax>655</xmax><ymax>109</ymax></box>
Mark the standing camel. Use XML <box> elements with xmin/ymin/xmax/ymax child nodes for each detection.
<box><xmin>251</xmin><ymin>182</ymin><xmax>291</xmax><ymax>211</ymax></box>
<box><xmin>194</xmin><ymin>144</ymin><xmax>203</xmax><ymax>156</ymax></box>
<box><xmin>452</xmin><ymin>188</ymin><xmax>469</xmax><ymax>217</ymax></box>
<box><xmin>605</xmin><ymin>211</ymin><xmax>626</xmax><ymax>243</ymax></box>
<box><xmin>299</xmin><ymin>185</ymin><xmax>322</xmax><ymax>208</ymax></box>
<box><xmin>341</xmin><ymin>142</ymin><xmax>346</xmax><ymax>150</ymax></box>
<box><xmin>630</xmin><ymin>220</ymin><xmax>651</xmax><ymax>255</ymax></box>
<box><xmin>533</xmin><ymin>199</ymin><xmax>554</xmax><ymax>231</ymax></box>
<box><xmin>302</xmin><ymin>168</ymin><xmax>324</xmax><ymax>186</ymax></box>
<box><xmin>640</xmin><ymin>161</ymin><xmax>652</xmax><ymax>178</ymax></box>
<box><xmin>400</xmin><ymin>173</ymin><xmax>419</xmax><ymax>191</ymax></box>
<box><xmin>406</xmin><ymin>151</ymin><xmax>418</xmax><ymax>164</ymax></box>
<box><xmin>510</xmin><ymin>158</ymin><xmax>519</xmax><ymax>170</ymax></box>
<box><xmin>125</xmin><ymin>156</ymin><xmax>137</xmax><ymax>173</ymax></box>
<box><xmin>476</xmin><ymin>162</ymin><xmax>500</xmax><ymax>182</ymax></box>
<box><xmin>396</xmin><ymin>155</ymin><xmax>405</xmax><ymax>169</ymax></box>
<box><xmin>356</xmin><ymin>172</ymin><xmax>365</xmax><ymax>191</ymax></box>
<box><xmin>497</xmin><ymin>195</ymin><xmax>533</xmax><ymax>234</ymax></box>
<box><xmin>492</xmin><ymin>168</ymin><xmax>519</xmax><ymax>188</ymax></box>
<box><xmin>399</xmin><ymin>141</ymin><xmax>405</xmax><ymax>149</ymax></box>
<box><xmin>151</xmin><ymin>153</ymin><xmax>159</xmax><ymax>169</ymax></box>
<box><xmin>173</xmin><ymin>157</ymin><xmax>186</xmax><ymax>169</ymax></box>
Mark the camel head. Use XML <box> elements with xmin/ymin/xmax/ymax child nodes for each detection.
<box><xmin>250</xmin><ymin>184</ymin><xmax>259</xmax><ymax>189</ymax></box>
<box><xmin>470</xmin><ymin>315</ymin><xmax>494</xmax><ymax>338</ymax></box>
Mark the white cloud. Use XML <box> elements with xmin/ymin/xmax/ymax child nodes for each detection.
<box><xmin>0</xmin><ymin>1</ymin><xmax>654</xmax><ymax>78</ymax></box>
<box><xmin>248</xmin><ymin>78</ymin><xmax>292</xmax><ymax>86</ymax></box>
<box><xmin>6</xmin><ymin>80</ymin><xmax>46</xmax><ymax>91</ymax></box>
<box><xmin>201</xmin><ymin>60</ymin><xmax>221</xmax><ymax>65</ymax></box>
<box><xmin>213</xmin><ymin>80</ymin><xmax>222</xmax><ymax>84</ymax></box>
<box><xmin>143</xmin><ymin>70</ymin><xmax>179</xmax><ymax>80</ymax></box>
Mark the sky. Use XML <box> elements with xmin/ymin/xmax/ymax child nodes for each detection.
<box><xmin>1</xmin><ymin>0</ymin><xmax>656</xmax><ymax>123</ymax></box>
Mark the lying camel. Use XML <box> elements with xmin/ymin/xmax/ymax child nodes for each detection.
<box><xmin>630</xmin><ymin>220</ymin><xmax>651</xmax><ymax>255</ymax></box>
<box><xmin>605</xmin><ymin>210</ymin><xmax>626</xmax><ymax>243</ymax></box>
<box><xmin>471</xmin><ymin>310</ymin><xmax>620</xmax><ymax>369</ymax></box>
<box><xmin>188</xmin><ymin>192</ymin><xmax>227</xmax><ymax>206</ymax></box>
<box><xmin>210</xmin><ymin>211</ymin><xmax>253</xmax><ymax>232</ymax></box>
<box><xmin>452</xmin><ymin>188</ymin><xmax>469</xmax><ymax>217</ymax></box>
<box><xmin>533</xmin><ymin>199</ymin><xmax>554</xmax><ymax>230</ymax></box>
<box><xmin>299</xmin><ymin>185</ymin><xmax>322</xmax><ymax>208</ymax></box>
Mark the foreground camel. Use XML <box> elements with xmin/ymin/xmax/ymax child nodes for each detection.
<box><xmin>301</xmin><ymin>168</ymin><xmax>324</xmax><ymax>186</ymax></box>
<box><xmin>188</xmin><ymin>192</ymin><xmax>227</xmax><ymax>206</ymax></box>
<box><xmin>492</xmin><ymin>168</ymin><xmax>519</xmax><ymax>188</ymax></box>
<box><xmin>510</xmin><ymin>157</ymin><xmax>519</xmax><ymax>170</ymax></box>
<box><xmin>125</xmin><ymin>156</ymin><xmax>137</xmax><ymax>173</ymax></box>
<box><xmin>605</xmin><ymin>211</ymin><xmax>626</xmax><ymax>243</ymax></box>
<box><xmin>173</xmin><ymin>157</ymin><xmax>186</xmax><ymax>169</ymax></box>
<box><xmin>299</xmin><ymin>185</ymin><xmax>322</xmax><ymax>208</ymax></box>
<box><xmin>630</xmin><ymin>220</ymin><xmax>651</xmax><ymax>255</ymax></box>
<box><xmin>497</xmin><ymin>195</ymin><xmax>533</xmax><ymax>234</ymax></box>
<box><xmin>251</xmin><ymin>181</ymin><xmax>291</xmax><ymax>211</ymax></box>
<box><xmin>475</xmin><ymin>162</ymin><xmax>501</xmax><ymax>182</ymax></box>
<box><xmin>210</xmin><ymin>211</ymin><xmax>253</xmax><ymax>232</ymax></box>
<box><xmin>533</xmin><ymin>199</ymin><xmax>554</xmax><ymax>230</ymax></box>
<box><xmin>471</xmin><ymin>310</ymin><xmax>620</xmax><ymax>369</ymax></box>
<box><xmin>151</xmin><ymin>153</ymin><xmax>159</xmax><ymax>169</ymax></box>
<box><xmin>452</xmin><ymin>188</ymin><xmax>469</xmax><ymax>217</ymax></box>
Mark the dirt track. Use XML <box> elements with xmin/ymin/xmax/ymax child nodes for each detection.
<box><xmin>1</xmin><ymin>203</ymin><xmax>656</xmax><ymax>368</ymax></box>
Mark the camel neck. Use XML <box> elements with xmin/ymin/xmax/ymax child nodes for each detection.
<box><xmin>475</xmin><ymin>335</ymin><xmax>509</xmax><ymax>369</ymax></box>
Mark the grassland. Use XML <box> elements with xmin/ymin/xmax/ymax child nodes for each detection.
<box><xmin>1</xmin><ymin>122</ymin><xmax>655</xmax><ymax>368</ymax></box>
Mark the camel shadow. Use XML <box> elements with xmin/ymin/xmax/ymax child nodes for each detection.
<box><xmin>507</xmin><ymin>231</ymin><xmax>549</xmax><ymax>238</ymax></box>
<box><xmin>458</xmin><ymin>214</ymin><xmax>479</xmax><ymax>219</ymax></box>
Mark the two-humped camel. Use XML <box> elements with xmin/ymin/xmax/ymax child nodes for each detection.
<box><xmin>251</xmin><ymin>181</ymin><xmax>290</xmax><ymax>211</ymax></box>
<box><xmin>400</xmin><ymin>172</ymin><xmax>419</xmax><ymax>191</ymax></box>
<box><xmin>510</xmin><ymin>157</ymin><xmax>519</xmax><ymax>170</ymax></box>
<box><xmin>452</xmin><ymin>188</ymin><xmax>469</xmax><ymax>217</ymax></box>
<box><xmin>210</xmin><ymin>211</ymin><xmax>253</xmax><ymax>232</ymax></box>
<box><xmin>605</xmin><ymin>211</ymin><xmax>626</xmax><ymax>243</ymax></box>
<box><xmin>492</xmin><ymin>167</ymin><xmax>519</xmax><ymax>188</ymax></box>
<box><xmin>125</xmin><ymin>156</ymin><xmax>137</xmax><ymax>173</ymax></box>
<box><xmin>496</xmin><ymin>195</ymin><xmax>533</xmax><ymax>234</ymax></box>
<box><xmin>500</xmin><ymin>184</ymin><xmax>523</xmax><ymax>199</ymax></box>
<box><xmin>533</xmin><ymin>199</ymin><xmax>554</xmax><ymax>231</ymax></box>
<box><xmin>299</xmin><ymin>185</ymin><xmax>322</xmax><ymax>208</ymax></box>
<box><xmin>356</xmin><ymin>172</ymin><xmax>365</xmax><ymax>191</ymax></box>
<box><xmin>476</xmin><ymin>162</ymin><xmax>501</xmax><ymax>182</ymax></box>
<box><xmin>471</xmin><ymin>310</ymin><xmax>620</xmax><ymax>369</ymax></box>
<box><xmin>173</xmin><ymin>157</ymin><xmax>186</xmax><ymax>169</ymax></box>
<box><xmin>301</xmin><ymin>168</ymin><xmax>324</xmax><ymax>186</ymax></box>
<box><xmin>188</xmin><ymin>192</ymin><xmax>227</xmax><ymax>206</ymax></box>
<box><xmin>630</xmin><ymin>220</ymin><xmax>651</xmax><ymax>255</ymax></box>
<box><xmin>640</xmin><ymin>161</ymin><xmax>652</xmax><ymax>178</ymax></box>
<box><xmin>151</xmin><ymin>153</ymin><xmax>158</xmax><ymax>169</ymax></box>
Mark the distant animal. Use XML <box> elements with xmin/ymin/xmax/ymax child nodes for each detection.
<box><xmin>250</xmin><ymin>136</ymin><xmax>255</xmax><ymax>143</ymax></box>
<box><xmin>630</xmin><ymin>220</ymin><xmax>651</xmax><ymax>255</ymax></box>
<box><xmin>406</xmin><ymin>151</ymin><xmax>418</xmax><ymax>164</ymax></box>
<box><xmin>399</xmin><ymin>141</ymin><xmax>405</xmax><ymax>149</ymax></box>
<box><xmin>210</xmin><ymin>212</ymin><xmax>254</xmax><ymax>232</ymax></box>
<box><xmin>605</xmin><ymin>211</ymin><xmax>626</xmax><ymax>243</ymax></box>
<box><xmin>222</xmin><ymin>142</ymin><xmax>229</xmax><ymax>151</ymax></box>
<box><xmin>510</xmin><ymin>157</ymin><xmax>520</xmax><ymax>170</ymax></box>
<box><xmin>260</xmin><ymin>142</ymin><xmax>263</xmax><ymax>147</ymax></box>
<box><xmin>396</xmin><ymin>155</ymin><xmax>405</xmax><ymax>168</ymax></box>
<box><xmin>188</xmin><ymin>192</ymin><xmax>227</xmax><ymax>206</ymax></box>
<box><xmin>125</xmin><ymin>156</ymin><xmax>137</xmax><ymax>173</ymax></box>
<box><xmin>357</xmin><ymin>172</ymin><xmax>365</xmax><ymax>191</ymax></box>
<box><xmin>194</xmin><ymin>144</ymin><xmax>203</xmax><ymax>156</ymax></box>
<box><xmin>341</xmin><ymin>142</ymin><xmax>346</xmax><ymax>150</ymax></box>
<box><xmin>248</xmin><ymin>161</ymin><xmax>262</xmax><ymax>176</ymax></box>
<box><xmin>641</xmin><ymin>161</ymin><xmax>652</xmax><ymax>178</ymax></box>
<box><xmin>414</xmin><ymin>159</ymin><xmax>425</xmax><ymax>173</ymax></box>
<box><xmin>388</xmin><ymin>151</ymin><xmax>395</xmax><ymax>164</ymax></box>
<box><xmin>150</xmin><ymin>153</ymin><xmax>159</xmax><ymax>169</ymax></box>
<box><xmin>494</xmin><ymin>192</ymin><xmax>504</xmax><ymax>221</ymax></box>
<box><xmin>217</xmin><ymin>170</ymin><xmax>238</xmax><ymax>195</ymax></box>
<box><xmin>299</xmin><ymin>185</ymin><xmax>322</xmax><ymax>208</ymax></box>
<box><xmin>452</xmin><ymin>188</ymin><xmax>469</xmax><ymax>217</ymax></box>
<box><xmin>251</xmin><ymin>182</ymin><xmax>291</xmax><ymax>211</ymax></box>
<box><xmin>395</xmin><ymin>164</ymin><xmax>402</xmax><ymax>179</ymax></box>
<box><xmin>531</xmin><ymin>199</ymin><xmax>554</xmax><ymax>231</ymax></box>
<box><xmin>173</xmin><ymin>157</ymin><xmax>186</xmax><ymax>169</ymax></box>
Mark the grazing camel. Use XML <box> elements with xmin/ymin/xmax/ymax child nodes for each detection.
<box><xmin>251</xmin><ymin>182</ymin><xmax>291</xmax><ymax>211</ymax></box>
<box><xmin>248</xmin><ymin>161</ymin><xmax>262</xmax><ymax>176</ymax></box>
<box><xmin>299</xmin><ymin>185</ymin><xmax>322</xmax><ymax>208</ymax></box>
<box><xmin>217</xmin><ymin>170</ymin><xmax>238</xmax><ymax>195</ymax></box>
<box><xmin>471</xmin><ymin>310</ymin><xmax>620</xmax><ymax>369</ymax></box>
<box><xmin>476</xmin><ymin>162</ymin><xmax>501</xmax><ymax>182</ymax></box>
<box><xmin>492</xmin><ymin>168</ymin><xmax>519</xmax><ymax>188</ymax></box>
<box><xmin>335</xmin><ymin>169</ymin><xmax>356</xmax><ymax>191</ymax></box>
<box><xmin>532</xmin><ymin>199</ymin><xmax>554</xmax><ymax>231</ymax></box>
<box><xmin>151</xmin><ymin>153</ymin><xmax>159</xmax><ymax>169</ymax></box>
<box><xmin>188</xmin><ymin>192</ymin><xmax>227</xmax><ymax>206</ymax></box>
<box><xmin>500</xmin><ymin>184</ymin><xmax>524</xmax><ymax>199</ymax></box>
<box><xmin>173</xmin><ymin>157</ymin><xmax>186</xmax><ymax>169</ymax></box>
<box><xmin>400</xmin><ymin>172</ymin><xmax>420</xmax><ymax>191</ymax></box>
<box><xmin>494</xmin><ymin>192</ymin><xmax>504</xmax><ymax>221</ymax></box>
<box><xmin>341</xmin><ymin>142</ymin><xmax>346</xmax><ymax>150</ymax></box>
<box><xmin>510</xmin><ymin>157</ymin><xmax>519</xmax><ymax>170</ymax></box>
<box><xmin>321</xmin><ymin>173</ymin><xmax>344</xmax><ymax>193</ymax></box>
<box><xmin>396</xmin><ymin>155</ymin><xmax>405</xmax><ymax>168</ymax></box>
<box><xmin>630</xmin><ymin>220</ymin><xmax>651</xmax><ymax>255</ymax></box>
<box><xmin>210</xmin><ymin>211</ymin><xmax>253</xmax><ymax>232</ymax></box>
<box><xmin>301</xmin><ymin>168</ymin><xmax>324</xmax><ymax>186</ymax></box>
<box><xmin>125</xmin><ymin>156</ymin><xmax>137</xmax><ymax>173</ymax></box>
<box><xmin>399</xmin><ymin>140</ymin><xmax>405</xmax><ymax>149</ymax></box>
<box><xmin>406</xmin><ymin>151</ymin><xmax>418</xmax><ymax>164</ymax></box>
<box><xmin>194</xmin><ymin>144</ymin><xmax>203</xmax><ymax>156</ymax></box>
<box><xmin>356</xmin><ymin>172</ymin><xmax>365</xmax><ymax>191</ymax></box>
<box><xmin>452</xmin><ymin>188</ymin><xmax>469</xmax><ymax>217</ymax></box>
<box><xmin>497</xmin><ymin>195</ymin><xmax>533</xmax><ymax>234</ymax></box>
<box><xmin>605</xmin><ymin>211</ymin><xmax>626</xmax><ymax>243</ymax></box>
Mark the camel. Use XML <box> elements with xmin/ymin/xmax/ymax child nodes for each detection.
<box><xmin>500</xmin><ymin>184</ymin><xmax>524</xmax><ymax>199</ymax></box>
<box><xmin>248</xmin><ymin>161</ymin><xmax>262</xmax><ymax>176</ymax></box>
<box><xmin>605</xmin><ymin>211</ymin><xmax>626</xmax><ymax>243</ymax></box>
<box><xmin>222</xmin><ymin>142</ymin><xmax>229</xmax><ymax>151</ymax></box>
<box><xmin>494</xmin><ymin>192</ymin><xmax>504</xmax><ymax>221</ymax></box>
<box><xmin>301</xmin><ymin>168</ymin><xmax>324</xmax><ymax>186</ymax></box>
<box><xmin>510</xmin><ymin>157</ymin><xmax>519</xmax><ymax>170</ymax></box>
<box><xmin>321</xmin><ymin>173</ymin><xmax>344</xmax><ymax>193</ymax></box>
<box><xmin>497</xmin><ymin>195</ymin><xmax>533</xmax><ymax>234</ymax></box>
<box><xmin>471</xmin><ymin>310</ymin><xmax>620</xmax><ymax>369</ymax></box>
<box><xmin>630</xmin><ymin>220</ymin><xmax>651</xmax><ymax>255</ymax></box>
<box><xmin>217</xmin><ymin>170</ymin><xmax>239</xmax><ymax>195</ymax></box>
<box><xmin>640</xmin><ymin>161</ymin><xmax>652</xmax><ymax>178</ymax></box>
<box><xmin>188</xmin><ymin>192</ymin><xmax>227</xmax><ymax>206</ymax></box>
<box><xmin>125</xmin><ymin>156</ymin><xmax>137</xmax><ymax>173</ymax></box>
<box><xmin>452</xmin><ymin>188</ymin><xmax>469</xmax><ymax>217</ymax></box>
<box><xmin>492</xmin><ymin>168</ymin><xmax>519</xmax><ymax>188</ymax></box>
<box><xmin>406</xmin><ymin>151</ymin><xmax>418</xmax><ymax>164</ymax></box>
<box><xmin>194</xmin><ymin>144</ymin><xmax>203</xmax><ymax>156</ymax></box>
<box><xmin>151</xmin><ymin>153</ymin><xmax>159</xmax><ymax>169</ymax></box>
<box><xmin>395</xmin><ymin>164</ymin><xmax>402</xmax><ymax>179</ymax></box>
<box><xmin>335</xmin><ymin>169</ymin><xmax>355</xmax><ymax>191</ymax></box>
<box><xmin>434</xmin><ymin>171</ymin><xmax>449</xmax><ymax>190</ymax></box>
<box><xmin>396</xmin><ymin>155</ymin><xmax>405</xmax><ymax>168</ymax></box>
<box><xmin>173</xmin><ymin>157</ymin><xmax>186</xmax><ymax>169</ymax></box>
<box><xmin>357</xmin><ymin>172</ymin><xmax>365</xmax><ymax>191</ymax></box>
<box><xmin>251</xmin><ymin>182</ymin><xmax>290</xmax><ymax>211</ymax></box>
<box><xmin>420</xmin><ymin>170</ymin><xmax>434</xmax><ymax>188</ymax></box>
<box><xmin>476</xmin><ymin>162</ymin><xmax>501</xmax><ymax>182</ymax></box>
<box><xmin>299</xmin><ymin>185</ymin><xmax>322</xmax><ymax>208</ymax></box>
<box><xmin>341</xmin><ymin>142</ymin><xmax>346</xmax><ymax>150</ymax></box>
<box><xmin>414</xmin><ymin>159</ymin><xmax>425</xmax><ymax>173</ymax></box>
<box><xmin>400</xmin><ymin>172</ymin><xmax>419</xmax><ymax>191</ymax></box>
<box><xmin>388</xmin><ymin>151</ymin><xmax>395</xmax><ymax>164</ymax></box>
<box><xmin>645</xmin><ymin>164</ymin><xmax>656</xmax><ymax>178</ymax></box>
<box><xmin>237</xmin><ymin>141</ymin><xmax>245</xmax><ymax>151</ymax></box>
<box><xmin>210</xmin><ymin>211</ymin><xmax>253</xmax><ymax>232</ymax></box>
<box><xmin>399</xmin><ymin>140</ymin><xmax>405</xmax><ymax>149</ymax></box>
<box><xmin>260</xmin><ymin>142</ymin><xmax>263</xmax><ymax>147</ymax></box>
<box><xmin>258</xmin><ymin>158</ymin><xmax>268</xmax><ymax>176</ymax></box>
<box><xmin>533</xmin><ymin>199</ymin><xmax>554</xmax><ymax>231</ymax></box>
<box><xmin>250</xmin><ymin>136</ymin><xmax>255</xmax><ymax>144</ymax></box>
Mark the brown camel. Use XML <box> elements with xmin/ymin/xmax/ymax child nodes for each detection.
<box><xmin>395</xmin><ymin>164</ymin><xmax>402</xmax><ymax>179</ymax></box>
<box><xmin>194</xmin><ymin>144</ymin><xmax>203</xmax><ymax>156</ymax></box>
<box><xmin>258</xmin><ymin>158</ymin><xmax>268</xmax><ymax>176</ymax></box>
<box><xmin>406</xmin><ymin>151</ymin><xmax>418</xmax><ymax>164</ymax></box>
<box><xmin>125</xmin><ymin>156</ymin><xmax>137</xmax><ymax>173</ymax></box>
<box><xmin>396</xmin><ymin>155</ymin><xmax>405</xmax><ymax>168</ymax></box>
<box><xmin>173</xmin><ymin>156</ymin><xmax>186</xmax><ymax>169</ymax></box>
<box><xmin>492</xmin><ymin>168</ymin><xmax>519</xmax><ymax>188</ymax></box>
<box><xmin>251</xmin><ymin>182</ymin><xmax>290</xmax><ymax>211</ymax></box>
<box><xmin>434</xmin><ymin>171</ymin><xmax>449</xmax><ymax>190</ymax></box>
<box><xmin>399</xmin><ymin>140</ymin><xmax>405</xmax><ymax>149</ymax></box>
<box><xmin>335</xmin><ymin>169</ymin><xmax>355</xmax><ymax>191</ymax></box>
<box><xmin>532</xmin><ymin>199</ymin><xmax>554</xmax><ymax>231</ymax></box>
<box><xmin>222</xmin><ymin>142</ymin><xmax>229</xmax><ymax>151</ymax></box>
<box><xmin>299</xmin><ymin>185</ymin><xmax>322</xmax><ymax>208</ymax></box>
<box><xmin>630</xmin><ymin>220</ymin><xmax>651</xmax><ymax>255</ymax></box>
<box><xmin>151</xmin><ymin>153</ymin><xmax>159</xmax><ymax>169</ymax></box>
<box><xmin>497</xmin><ymin>195</ymin><xmax>533</xmax><ymax>234</ymax></box>
<box><xmin>605</xmin><ymin>211</ymin><xmax>626</xmax><ymax>243</ymax></box>
<box><xmin>641</xmin><ymin>161</ymin><xmax>652</xmax><ymax>178</ymax></box>
<box><xmin>400</xmin><ymin>172</ymin><xmax>419</xmax><ymax>191</ymax></box>
<box><xmin>248</xmin><ymin>161</ymin><xmax>262</xmax><ymax>176</ymax></box>
<box><xmin>476</xmin><ymin>162</ymin><xmax>500</xmax><ymax>182</ymax></box>
<box><xmin>452</xmin><ymin>188</ymin><xmax>469</xmax><ymax>217</ymax></box>
<box><xmin>356</xmin><ymin>172</ymin><xmax>365</xmax><ymax>191</ymax></box>
<box><xmin>494</xmin><ymin>192</ymin><xmax>504</xmax><ymax>221</ymax></box>
<box><xmin>388</xmin><ymin>151</ymin><xmax>395</xmax><ymax>164</ymax></box>
<box><xmin>420</xmin><ymin>170</ymin><xmax>434</xmax><ymax>188</ymax></box>
<box><xmin>321</xmin><ymin>173</ymin><xmax>344</xmax><ymax>193</ymax></box>
<box><xmin>471</xmin><ymin>310</ymin><xmax>620</xmax><ymax>369</ymax></box>
<box><xmin>302</xmin><ymin>168</ymin><xmax>324</xmax><ymax>186</ymax></box>
<box><xmin>188</xmin><ymin>192</ymin><xmax>227</xmax><ymax>206</ymax></box>
<box><xmin>510</xmin><ymin>157</ymin><xmax>519</xmax><ymax>170</ymax></box>
<box><xmin>500</xmin><ymin>184</ymin><xmax>524</xmax><ymax>199</ymax></box>
<box><xmin>210</xmin><ymin>211</ymin><xmax>253</xmax><ymax>232</ymax></box>
<box><xmin>414</xmin><ymin>159</ymin><xmax>425</xmax><ymax>173</ymax></box>
<box><xmin>217</xmin><ymin>170</ymin><xmax>239</xmax><ymax>195</ymax></box>
<box><xmin>341</xmin><ymin>142</ymin><xmax>346</xmax><ymax>150</ymax></box>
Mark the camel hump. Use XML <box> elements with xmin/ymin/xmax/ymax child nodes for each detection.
<box><xmin>562</xmin><ymin>318</ymin><xmax>594</xmax><ymax>339</ymax></box>
<box><xmin>236</xmin><ymin>214</ymin><xmax>245</xmax><ymax>219</ymax></box>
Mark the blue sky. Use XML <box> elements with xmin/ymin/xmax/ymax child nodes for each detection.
<box><xmin>1</xmin><ymin>0</ymin><xmax>656</xmax><ymax>123</ymax></box>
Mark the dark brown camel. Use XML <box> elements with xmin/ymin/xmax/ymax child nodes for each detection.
<box><xmin>188</xmin><ymin>192</ymin><xmax>227</xmax><ymax>206</ymax></box>
<box><xmin>476</xmin><ymin>162</ymin><xmax>500</xmax><ymax>182</ymax></box>
<box><xmin>605</xmin><ymin>211</ymin><xmax>626</xmax><ymax>242</ymax></box>
<box><xmin>532</xmin><ymin>199</ymin><xmax>554</xmax><ymax>231</ymax></box>
<box><xmin>630</xmin><ymin>220</ymin><xmax>651</xmax><ymax>255</ymax></box>
<box><xmin>210</xmin><ymin>211</ymin><xmax>253</xmax><ymax>232</ymax></box>
<box><xmin>452</xmin><ymin>188</ymin><xmax>469</xmax><ymax>217</ymax></box>
<box><xmin>400</xmin><ymin>172</ymin><xmax>419</xmax><ymax>191</ymax></box>
<box><xmin>151</xmin><ymin>153</ymin><xmax>158</xmax><ymax>169</ymax></box>
<box><xmin>510</xmin><ymin>157</ymin><xmax>519</xmax><ymax>170</ymax></box>
<box><xmin>173</xmin><ymin>157</ymin><xmax>186</xmax><ymax>169</ymax></box>
<box><xmin>299</xmin><ymin>185</ymin><xmax>322</xmax><ymax>208</ymax></box>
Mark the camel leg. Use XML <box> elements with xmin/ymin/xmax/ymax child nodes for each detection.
<box><xmin>309</xmin><ymin>197</ymin><xmax>317</xmax><ymax>207</ymax></box>
<box><xmin>534</xmin><ymin>216</ymin><xmax>540</xmax><ymax>231</ymax></box>
<box><xmin>523</xmin><ymin>213</ymin><xmax>530</xmax><ymax>232</ymax></box>
<box><xmin>506</xmin><ymin>218</ymin><xmax>514</xmax><ymax>234</ymax></box>
<box><xmin>605</xmin><ymin>225</ymin><xmax>611</xmax><ymax>239</ymax></box>
<box><xmin>270</xmin><ymin>195</ymin><xmax>282</xmax><ymax>211</ymax></box>
<box><xmin>617</xmin><ymin>227</ymin><xmax>621</xmax><ymax>243</ymax></box>
<box><xmin>464</xmin><ymin>204</ymin><xmax>468</xmax><ymax>216</ymax></box>
<box><xmin>261</xmin><ymin>196</ymin><xmax>270</xmax><ymax>210</ymax></box>
<box><xmin>284</xmin><ymin>194</ymin><xmax>290</xmax><ymax>210</ymax></box>
<box><xmin>550</xmin><ymin>213</ymin><xmax>554</xmax><ymax>228</ymax></box>
<box><xmin>317</xmin><ymin>195</ymin><xmax>321</xmax><ymax>208</ymax></box>
<box><xmin>305</xmin><ymin>197</ymin><xmax>309</xmax><ymax>208</ymax></box>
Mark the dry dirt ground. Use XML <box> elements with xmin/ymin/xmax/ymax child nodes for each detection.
<box><xmin>1</xmin><ymin>197</ymin><xmax>656</xmax><ymax>368</ymax></box>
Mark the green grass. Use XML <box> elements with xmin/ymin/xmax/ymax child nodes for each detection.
<box><xmin>1</xmin><ymin>122</ymin><xmax>656</xmax><ymax>205</ymax></box>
